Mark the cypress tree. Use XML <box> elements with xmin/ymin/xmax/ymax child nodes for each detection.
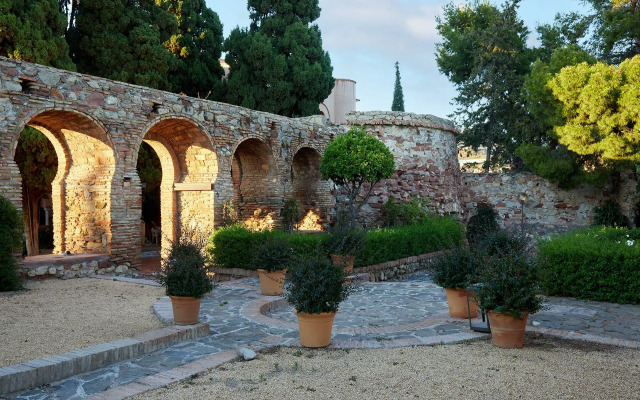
<box><xmin>68</xmin><ymin>0</ymin><xmax>177</xmax><ymax>90</ymax></box>
<box><xmin>391</xmin><ymin>61</ymin><xmax>405</xmax><ymax>112</ymax></box>
<box><xmin>0</xmin><ymin>0</ymin><xmax>75</xmax><ymax>70</ymax></box>
<box><xmin>163</xmin><ymin>0</ymin><xmax>225</xmax><ymax>98</ymax></box>
<box><xmin>223</xmin><ymin>0</ymin><xmax>334</xmax><ymax>117</ymax></box>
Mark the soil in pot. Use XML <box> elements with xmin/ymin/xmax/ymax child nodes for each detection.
<box><xmin>169</xmin><ymin>296</ymin><xmax>202</xmax><ymax>325</ymax></box>
<box><xmin>330</xmin><ymin>254</ymin><xmax>354</xmax><ymax>274</ymax></box>
<box><xmin>444</xmin><ymin>288</ymin><xmax>478</xmax><ymax>318</ymax></box>
<box><xmin>487</xmin><ymin>311</ymin><xmax>529</xmax><ymax>348</ymax></box>
<box><xmin>296</xmin><ymin>311</ymin><xmax>336</xmax><ymax>348</ymax></box>
<box><xmin>257</xmin><ymin>269</ymin><xmax>287</xmax><ymax>296</ymax></box>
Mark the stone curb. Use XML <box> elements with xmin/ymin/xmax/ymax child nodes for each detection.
<box><xmin>529</xmin><ymin>326</ymin><xmax>640</xmax><ymax>349</ymax></box>
<box><xmin>0</xmin><ymin>323</ymin><xmax>210</xmax><ymax>396</ymax></box>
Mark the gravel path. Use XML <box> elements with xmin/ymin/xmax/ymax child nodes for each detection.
<box><xmin>0</xmin><ymin>278</ymin><xmax>165</xmax><ymax>367</ymax></box>
<box><xmin>133</xmin><ymin>334</ymin><xmax>640</xmax><ymax>400</ymax></box>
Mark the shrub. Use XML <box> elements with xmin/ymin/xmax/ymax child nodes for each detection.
<box><xmin>356</xmin><ymin>217</ymin><xmax>463</xmax><ymax>267</ymax></box>
<box><xmin>466</xmin><ymin>206</ymin><xmax>500</xmax><ymax>246</ymax></box>
<box><xmin>253</xmin><ymin>237</ymin><xmax>294</xmax><ymax>272</ymax></box>
<box><xmin>280</xmin><ymin>199</ymin><xmax>300</xmax><ymax>233</ymax></box>
<box><xmin>430</xmin><ymin>246</ymin><xmax>478</xmax><ymax>289</ymax></box>
<box><xmin>285</xmin><ymin>255</ymin><xmax>354</xmax><ymax>314</ymax></box>
<box><xmin>0</xmin><ymin>196</ymin><xmax>23</xmax><ymax>292</ymax></box>
<box><xmin>158</xmin><ymin>236</ymin><xmax>214</xmax><ymax>298</ymax></box>
<box><xmin>324</xmin><ymin>227</ymin><xmax>366</xmax><ymax>256</ymax></box>
<box><xmin>380</xmin><ymin>196</ymin><xmax>430</xmax><ymax>227</ymax></box>
<box><xmin>592</xmin><ymin>199</ymin><xmax>628</xmax><ymax>227</ymax></box>
<box><xmin>537</xmin><ymin>227</ymin><xmax>640</xmax><ymax>304</ymax></box>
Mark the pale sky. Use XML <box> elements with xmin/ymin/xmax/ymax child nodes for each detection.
<box><xmin>206</xmin><ymin>0</ymin><xmax>592</xmax><ymax>119</ymax></box>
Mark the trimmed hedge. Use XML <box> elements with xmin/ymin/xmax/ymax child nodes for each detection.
<box><xmin>208</xmin><ymin>217</ymin><xmax>463</xmax><ymax>270</ymax></box>
<box><xmin>537</xmin><ymin>227</ymin><xmax>640</xmax><ymax>304</ymax></box>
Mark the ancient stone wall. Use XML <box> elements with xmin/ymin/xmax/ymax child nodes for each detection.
<box><xmin>0</xmin><ymin>57</ymin><xmax>342</xmax><ymax>269</ymax></box>
<box><xmin>461</xmin><ymin>171</ymin><xmax>638</xmax><ymax>233</ymax></box>
<box><xmin>345</xmin><ymin>111</ymin><xmax>462</xmax><ymax>226</ymax></box>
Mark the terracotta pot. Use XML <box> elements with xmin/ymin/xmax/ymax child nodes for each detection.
<box><xmin>296</xmin><ymin>311</ymin><xmax>336</xmax><ymax>348</ymax></box>
<box><xmin>169</xmin><ymin>295</ymin><xmax>202</xmax><ymax>325</ymax></box>
<box><xmin>330</xmin><ymin>254</ymin><xmax>354</xmax><ymax>274</ymax></box>
<box><xmin>487</xmin><ymin>311</ymin><xmax>529</xmax><ymax>348</ymax></box>
<box><xmin>257</xmin><ymin>269</ymin><xmax>287</xmax><ymax>296</ymax></box>
<box><xmin>444</xmin><ymin>287</ymin><xmax>478</xmax><ymax>318</ymax></box>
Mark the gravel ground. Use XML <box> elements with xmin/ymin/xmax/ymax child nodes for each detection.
<box><xmin>0</xmin><ymin>277</ymin><xmax>165</xmax><ymax>367</ymax></box>
<box><xmin>133</xmin><ymin>334</ymin><xmax>640</xmax><ymax>400</ymax></box>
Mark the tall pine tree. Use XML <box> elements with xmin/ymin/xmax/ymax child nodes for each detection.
<box><xmin>68</xmin><ymin>0</ymin><xmax>177</xmax><ymax>90</ymax></box>
<box><xmin>223</xmin><ymin>0</ymin><xmax>334</xmax><ymax>117</ymax></box>
<box><xmin>162</xmin><ymin>0</ymin><xmax>225</xmax><ymax>98</ymax></box>
<box><xmin>0</xmin><ymin>0</ymin><xmax>75</xmax><ymax>70</ymax></box>
<box><xmin>391</xmin><ymin>61</ymin><xmax>405</xmax><ymax>112</ymax></box>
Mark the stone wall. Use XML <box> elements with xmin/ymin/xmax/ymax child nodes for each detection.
<box><xmin>0</xmin><ymin>57</ymin><xmax>343</xmax><ymax>269</ymax></box>
<box><xmin>345</xmin><ymin>111</ymin><xmax>462</xmax><ymax>226</ymax></box>
<box><xmin>461</xmin><ymin>171</ymin><xmax>637</xmax><ymax>233</ymax></box>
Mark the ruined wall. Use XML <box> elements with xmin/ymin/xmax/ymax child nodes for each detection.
<box><xmin>461</xmin><ymin>171</ymin><xmax>638</xmax><ymax>233</ymax></box>
<box><xmin>345</xmin><ymin>111</ymin><xmax>462</xmax><ymax>226</ymax></box>
<box><xmin>0</xmin><ymin>57</ymin><xmax>342</xmax><ymax>268</ymax></box>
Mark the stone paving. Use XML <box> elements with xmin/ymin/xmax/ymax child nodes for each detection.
<box><xmin>5</xmin><ymin>273</ymin><xmax>639</xmax><ymax>400</ymax></box>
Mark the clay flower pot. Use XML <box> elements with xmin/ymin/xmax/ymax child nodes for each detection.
<box><xmin>444</xmin><ymin>287</ymin><xmax>478</xmax><ymax>318</ymax></box>
<box><xmin>296</xmin><ymin>311</ymin><xmax>337</xmax><ymax>348</ymax></box>
<box><xmin>257</xmin><ymin>269</ymin><xmax>287</xmax><ymax>296</ymax></box>
<box><xmin>487</xmin><ymin>311</ymin><xmax>529</xmax><ymax>348</ymax></box>
<box><xmin>169</xmin><ymin>296</ymin><xmax>202</xmax><ymax>325</ymax></box>
<box><xmin>330</xmin><ymin>254</ymin><xmax>354</xmax><ymax>274</ymax></box>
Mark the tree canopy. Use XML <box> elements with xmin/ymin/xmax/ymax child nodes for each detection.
<box><xmin>223</xmin><ymin>0</ymin><xmax>334</xmax><ymax>117</ymax></box>
<box><xmin>0</xmin><ymin>0</ymin><xmax>75</xmax><ymax>70</ymax></box>
<box><xmin>391</xmin><ymin>61</ymin><xmax>405</xmax><ymax>112</ymax></box>
<box><xmin>436</xmin><ymin>0</ymin><xmax>533</xmax><ymax>170</ymax></box>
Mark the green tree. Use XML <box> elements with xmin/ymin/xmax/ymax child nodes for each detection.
<box><xmin>391</xmin><ymin>61</ymin><xmax>405</xmax><ymax>112</ymax></box>
<box><xmin>436</xmin><ymin>0</ymin><xmax>533</xmax><ymax>171</ymax></box>
<box><xmin>68</xmin><ymin>0</ymin><xmax>177</xmax><ymax>90</ymax></box>
<box><xmin>586</xmin><ymin>0</ymin><xmax>640</xmax><ymax>64</ymax></box>
<box><xmin>162</xmin><ymin>0</ymin><xmax>225</xmax><ymax>98</ymax></box>
<box><xmin>319</xmin><ymin>126</ymin><xmax>395</xmax><ymax>227</ymax></box>
<box><xmin>535</xmin><ymin>12</ymin><xmax>591</xmax><ymax>63</ymax></box>
<box><xmin>0</xmin><ymin>0</ymin><xmax>75</xmax><ymax>70</ymax></box>
<box><xmin>0</xmin><ymin>195</ymin><xmax>23</xmax><ymax>291</ymax></box>
<box><xmin>548</xmin><ymin>55</ymin><xmax>640</xmax><ymax>163</ymax></box>
<box><xmin>223</xmin><ymin>0</ymin><xmax>334</xmax><ymax>117</ymax></box>
<box><xmin>14</xmin><ymin>127</ymin><xmax>58</xmax><ymax>256</ymax></box>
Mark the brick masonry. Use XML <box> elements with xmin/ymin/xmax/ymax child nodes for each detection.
<box><xmin>0</xmin><ymin>57</ymin><xmax>343</xmax><ymax>269</ymax></box>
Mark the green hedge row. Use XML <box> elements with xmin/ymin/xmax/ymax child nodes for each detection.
<box><xmin>208</xmin><ymin>217</ymin><xmax>463</xmax><ymax>271</ymax></box>
<box><xmin>537</xmin><ymin>227</ymin><xmax>640</xmax><ymax>304</ymax></box>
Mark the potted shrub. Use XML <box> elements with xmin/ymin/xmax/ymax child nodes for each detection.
<box><xmin>157</xmin><ymin>237</ymin><xmax>214</xmax><ymax>325</ymax></box>
<box><xmin>285</xmin><ymin>255</ymin><xmax>355</xmax><ymax>347</ymax></box>
<box><xmin>325</xmin><ymin>227</ymin><xmax>366</xmax><ymax>273</ymax></box>
<box><xmin>474</xmin><ymin>232</ymin><xmax>543</xmax><ymax>348</ymax></box>
<box><xmin>431</xmin><ymin>246</ymin><xmax>479</xmax><ymax>318</ymax></box>
<box><xmin>254</xmin><ymin>237</ymin><xmax>293</xmax><ymax>296</ymax></box>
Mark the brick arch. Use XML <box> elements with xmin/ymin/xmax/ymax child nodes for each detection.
<box><xmin>291</xmin><ymin>146</ymin><xmax>331</xmax><ymax>230</ymax></box>
<box><xmin>17</xmin><ymin>109</ymin><xmax>116</xmax><ymax>255</ymax></box>
<box><xmin>231</xmin><ymin>137</ymin><xmax>281</xmax><ymax>230</ymax></box>
<box><xmin>142</xmin><ymin>117</ymin><xmax>218</xmax><ymax>238</ymax></box>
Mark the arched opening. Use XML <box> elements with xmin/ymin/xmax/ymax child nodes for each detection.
<box><xmin>14</xmin><ymin>110</ymin><xmax>116</xmax><ymax>256</ymax></box>
<box><xmin>142</xmin><ymin>118</ymin><xmax>217</xmax><ymax>258</ymax></box>
<box><xmin>291</xmin><ymin>146</ymin><xmax>329</xmax><ymax>231</ymax></box>
<box><xmin>136</xmin><ymin>142</ymin><xmax>162</xmax><ymax>271</ymax></box>
<box><xmin>231</xmin><ymin>138</ymin><xmax>280</xmax><ymax>230</ymax></box>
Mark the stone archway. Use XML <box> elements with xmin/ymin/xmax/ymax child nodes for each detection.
<box><xmin>14</xmin><ymin>110</ymin><xmax>116</xmax><ymax>255</ymax></box>
<box><xmin>231</xmin><ymin>138</ymin><xmax>281</xmax><ymax>230</ymax></box>
<box><xmin>141</xmin><ymin>117</ymin><xmax>218</xmax><ymax>253</ymax></box>
<box><xmin>291</xmin><ymin>146</ymin><xmax>330</xmax><ymax>230</ymax></box>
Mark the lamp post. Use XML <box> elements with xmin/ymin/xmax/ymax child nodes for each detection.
<box><xmin>517</xmin><ymin>192</ymin><xmax>529</xmax><ymax>234</ymax></box>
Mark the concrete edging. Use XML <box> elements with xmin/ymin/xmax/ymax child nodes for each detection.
<box><xmin>0</xmin><ymin>323</ymin><xmax>210</xmax><ymax>395</ymax></box>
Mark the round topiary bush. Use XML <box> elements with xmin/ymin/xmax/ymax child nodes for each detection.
<box><xmin>0</xmin><ymin>196</ymin><xmax>24</xmax><ymax>291</ymax></box>
<box><xmin>158</xmin><ymin>236</ymin><xmax>214</xmax><ymax>298</ymax></box>
<box><xmin>253</xmin><ymin>237</ymin><xmax>294</xmax><ymax>272</ymax></box>
<box><xmin>431</xmin><ymin>246</ymin><xmax>478</xmax><ymax>289</ymax></box>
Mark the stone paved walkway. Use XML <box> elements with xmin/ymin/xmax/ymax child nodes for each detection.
<box><xmin>5</xmin><ymin>273</ymin><xmax>639</xmax><ymax>400</ymax></box>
